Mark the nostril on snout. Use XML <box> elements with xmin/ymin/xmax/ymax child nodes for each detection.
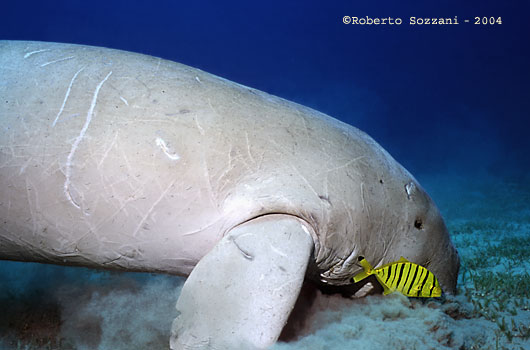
<box><xmin>414</xmin><ymin>219</ymin><xmax>424</xmax><ymax>230</ymax></box>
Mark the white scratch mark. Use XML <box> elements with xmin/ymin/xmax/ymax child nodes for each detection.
<box><xmin>231</xmin><ymin>237</ymin><xmax>254</xmax><ymax>260</ymax></box>
<box><xmin>118</xmin><ymin>147</ymin><xmax>135</xmax><ymax>182</ymax></box>
<box><xmin>155</xmin><ymin>58</ymin><xmax>161</xmax><ymax>74</ymax></box>
<box><xmin>64</xmin><ymin>71</ymin><xmax>113</xmax><ymax>208</ymax></box>
<box><xmin>291</xmin><ymin>164</ymin><xmax>320</xmax><ymax>200</ymax></box>
<box><xmin>201</xmin><ymin>157</ymin><xmax>219</xmax><ymax>208</ymax></box>
<box><xmin>40</xmin><ymin>56</ymin><xmax>75</xmax><ymax>67</ymax></box>
<box><xmin>405</xmin><ymin>182</ymin><xmax>415</xmax><ymax>200</ymax></box>
<box><xmin>316</xmin><ymin>156</ymin><xmax>366</xmax><ymax>177</ymax></box>
<box><xmin>52</xmin><ymin>67</ymin><xmax>85</xmax><ymax>127</ymax></box>
<box><xmin>269</xmin><ymin>243</ymin><xmax>287</xmax><ymax>257</ymax></box>
<box><xmin>361</xmin><ymin>182</ymin><xmax>366</xmax><ymax>210</ymax></box>
<box><xmin>182</xmin><ymin>220</ymin><xmax>220</xmax><ymax>236</ymax></box>
<box><xmin>155</xmin><ymin>137</ymin><xmax>180</xmax><ymax>160</ymax></box>
<box><xmin>206</xmin><ymin>98</ymin><xmax>219</xmax><ymax>117</ymax></box>
<box><xmin>24</xmin><ymin>49</ymin><xmax>50</xmax><ymax>58</ymax></box>
<box><xmin>25</xmin><ymin>178</ymin><xmax>38</xmax><ymax>236</ymax></box>
<box><xmin>195</xmin><ymin>76</ymin><xmax>202</xmax><ymax>83</ymax></box>
<box><xmin>19</xmin><ymin>157</ymin><xmax>33</xmax><ymax>175</ymax></box>
<box><xmin>273</xmin><ymin>279</ymin><xmax>300</xmax><ymax>295</ymax></box>
<box><xmin>119</xmin><ymin>96</ymin><xmax>129</xmax><ymax>105</ymax></box>
<box><xmin>98</xmin><ymin>132</ymin><xmax>119</xmax><ymax>169</ymax></box>
<box><xmin>132</xmin><ymin>179</ymin><xmax>176</xmax><ymax>237</ymax></box>
<box><xmin>194</xmin><ymin>116</ymin><xmax>205</xmax><ymax>135</ymax></box>
<box><xmin>0</xmin><ymin>65</ymin><xmax>19</xmax><ymax>71</ymax></box>
<box><xmin>245</xmin><ymin>132</ymin><xmax>256</xmax><ymax>164</ymax></box>
<box><xmin>93</xmin><ymin>184</ymin><xmax>146</xmax><ymax>229</ymax></box>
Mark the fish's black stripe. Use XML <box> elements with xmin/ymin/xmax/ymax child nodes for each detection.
<box><xmin>387</xmin><ymin>264</ymin><xmax>398</xmax><ymax>287</ymax></box>
<box><xmin>417</xmin><ymin>268</ymin><xmax>429</xmax><ymax>297</ymax></box>
<box><xmin>406</xmin><ymin>265</ymin><xmax>418</xmax><ymax>295</ymax></box>
<box><xmin>387</xmin><ymin>265</ymin><xmax>395</xmax><ymax>286</ymax></box>
<box><xmin>414</xmin><ymin>268</ymin><xmax>424</xmax><ymax>297</ymax></box>
<box><xmin>380</xmin><ymin>268</ymin><xmax>387</xmax><ymax>283</ymax></box>
<box><xmin>395</xmin><ymin>263</ymin><xmax>405</xmax><ymax>288</ymax></box>
<box><xmin>429</xmin><ymin>278</ymin><xmax>435</xmax><ymax>297</ymax></box>
<box><xmin>399</xmin><ymin>263</ymin><xmax>411</xmax><ymax>290</ymax></box>
<box><xmin>403</xmin><ymin>264</ymin><xmax>412</xmax><ymax>287</ymax></box>
<box><xmin>385</xmin><ymin>264</ymin><xmax>393</xmax><ymax>284</ymax></box>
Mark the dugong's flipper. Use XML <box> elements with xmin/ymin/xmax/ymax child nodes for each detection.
<box><xmin>170</xmin><ymin>215</ymin><xmax>314</xmax><ymax>349</ymax></box>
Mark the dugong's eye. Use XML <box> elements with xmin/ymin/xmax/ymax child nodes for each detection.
<box><xmin>414</xmin><ymin>218</ymin><xmax>423</xmax><ymax>230</ymax></box>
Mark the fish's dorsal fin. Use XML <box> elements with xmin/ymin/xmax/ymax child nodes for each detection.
<box><xmin>397</xmin><ymin>257</ymin><xmax>410</xmax><ymax>262</ymax></box>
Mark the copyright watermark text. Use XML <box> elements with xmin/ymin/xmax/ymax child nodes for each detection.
<box><xmin>342</xmin><ymin>16</ymin><xmax>502</xmax><ymax>25</ymax></box>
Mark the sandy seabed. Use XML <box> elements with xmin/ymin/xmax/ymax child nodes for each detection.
<box><xmin>0</xmin><ymin>173</ymin><xmax>528</xmax><ymax>350</ymax></box>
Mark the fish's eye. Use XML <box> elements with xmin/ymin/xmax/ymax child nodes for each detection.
<box><xmin>414</xmin><ymin>218</ymin><xmax>423</xmax><ymax>230</ymax></box>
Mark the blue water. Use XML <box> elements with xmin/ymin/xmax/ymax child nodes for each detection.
<box><xmin>1</xmin><ymin>1</ymin><xmax>529</xmax><ymax>349</ymax></box>
<box><xmin>3</xmin><ymin>0</ymin><xmax>529</xmax><ymax>176</ymax></box>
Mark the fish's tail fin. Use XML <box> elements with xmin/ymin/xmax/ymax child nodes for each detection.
<box><xmin>352</xmin><ymin>256</ymin><xmax>373</xmax><ymax>283</ymax></box>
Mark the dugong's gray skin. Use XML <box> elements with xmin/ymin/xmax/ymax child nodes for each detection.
<box><xmin>0</xmin><ymin>41</ymin><xmax>459</xmax><ymax>349</ymax></box>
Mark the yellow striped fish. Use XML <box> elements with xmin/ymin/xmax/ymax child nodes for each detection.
<box><xmin>352</xmin><ymin>256</ymin><xmax>442</xmax><ymax>297</ymax></box>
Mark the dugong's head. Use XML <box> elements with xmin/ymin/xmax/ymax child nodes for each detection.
<box><xmin>312</xmin><ymin>129</ymin><xmax>460</xmax><ymax>295</ymax></box>
<box><xmin>385</xmin><ymin>178</ymin><xmax>460</xmax><ymax>294</ymax></box>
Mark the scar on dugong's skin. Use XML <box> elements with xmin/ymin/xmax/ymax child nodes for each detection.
<box><xmin>0</xmin><ymin>41</ymin><xmax>459</xmax><ymax>349</ymax></box>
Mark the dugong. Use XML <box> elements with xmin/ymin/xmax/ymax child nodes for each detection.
<box><xmin>0</xmin><ymin>41</ymin><xmax>459</xmax><ymax>349</ymax></box>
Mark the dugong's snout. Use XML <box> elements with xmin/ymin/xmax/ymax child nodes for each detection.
<box><xmin>414</xmin><ymin>189</ymin><xmax>460</xmax><ymax>295</ymax></box>
<box><xmin>426</xmin><ymin>217</ymin><xmax>460</xmax><ymax>295</ymax></box>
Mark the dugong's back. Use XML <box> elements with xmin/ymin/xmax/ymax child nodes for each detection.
<box><xmin>1</xmin><ymin>41</ymin><xmax>257</xmax><ymax>273</ymax></box>
<box><xmin>0</xmin><ymin>41</ymin><xmax>421</xmax><ymax>280</ymax></box>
